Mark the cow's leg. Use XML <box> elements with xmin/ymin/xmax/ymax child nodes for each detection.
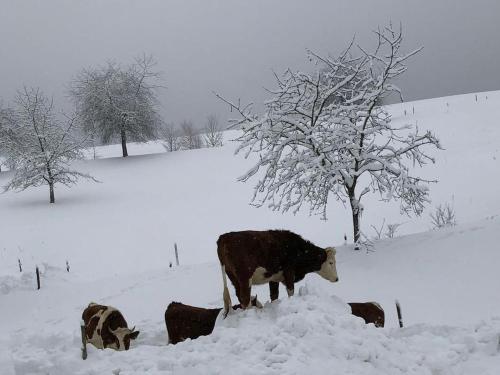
<box><xmin>220</xmin><ymin>264</ymin><xmax>233</xmax><ymax>317</ymax></box>
<box><xmin>237</xmin><ymin>279</ymin><xmax>252</xmax><ymax>309</ymax></box>
<box><xmin>283</xmin><ymin>269</ymin><xmax>295</xmax><ymax>297</ymax></box>
<box><xmin>269</xmin><ymin>281</ymin><xmax>279</xmax><ymax>301</ymax></box>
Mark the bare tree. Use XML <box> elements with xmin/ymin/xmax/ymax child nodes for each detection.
<box><xmin>203</xmin><ymin>114</ymin><xmax>223</xmax><ymax>147</ymax></box>
<box><xmin>430</xmin><ymin>203</ymin><xmax>456</xmax><ymax>229</ymax></box>
<box><xmin>70</xmin><ymin>54</ymin><xmax>163</xmax><ymax>157</ymax></box>
<box><xmin>371</xmin><ymin>219</ymin><xmax>386</xmax><ymax>240</ymax></box>
<box><xmin>0</xmin><ymin>106</ymin><xmax>9</xmax><ymax>172</ymax></box>
<box><xmin>179</xmin><ymin>120</ymin><xmax>202</xmax><ymax>150</ymax></box>
<box><xmin>159</xmin><ymin>122</ymin><xmax>179</xmax><ymax>152</ymax></box>
<box><xmin>216</xmin><ymin>24</ymin><xmax>441</xmax><ymax>246</ymax></box>
<box><xmin>0</xmin><ymin>87</ymin><xmax>96</xmax><ymax>203</ymax></box>
<box><xmin>385</xmin><ymin>223</ymin><xmax>403</xmax><ymax>238</ymax></box>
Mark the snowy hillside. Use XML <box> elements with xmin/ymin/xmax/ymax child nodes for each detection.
<box><xmin>1</xmin><ymin>91</ymin><xmax>500</xmax><ymax>374</ymax></box>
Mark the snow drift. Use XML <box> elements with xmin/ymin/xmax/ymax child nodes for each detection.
<box><xmin>4</xmin><ymin>282</ymin><xmax>500</xmax><ymax>375</ymax></box>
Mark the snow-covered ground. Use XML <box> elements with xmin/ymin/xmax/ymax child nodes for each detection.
<box><xmin>0</xmin><ymin>91</ymin><xmax>499</xmax><ymax>374</ymax></box>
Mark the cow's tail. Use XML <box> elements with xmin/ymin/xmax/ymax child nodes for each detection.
<box><xmin>395</xmin><ymin>300</ymin><xmax>404</xmax><ymax>328</ymax></box>
<box><xmin>221</xmin><ymin>264</ymin><xmax>232</xmax><ymax>318</ymax></box>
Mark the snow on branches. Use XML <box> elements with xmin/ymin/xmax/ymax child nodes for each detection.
<box><xmin>0</xmin><ymin>87</ymin><xmax>96</xmax><ymax>203</ymax></box>
<box><xmin>70</xmin><ymin>54</ymin><xmax>162</xmax><ymax>157</ymax></box>
<box><xmin>216</xmin><ymin>24</ymin><xmax>441</xmax><ymax>243</ymax></box>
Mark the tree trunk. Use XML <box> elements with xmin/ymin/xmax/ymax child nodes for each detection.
<box><xmin>47</xmin><ymin>166</ymin><xmax>55</xmax><ymax>203</ymax></box>
<box><xmin>121</xmin><ymin>126</ymin><xmax>128</xmax><ymax>157</ymax></box>
<box><xmin>348</xmin><ymin>189</ymin><xmax>361</xmax><ymax>249</ymax></box>
<box><xmin>49</xmin><ymin>182</ymin><xmax>55</xmax><ymax>203</ymax></box>
<box><xmin>351</xmin><ymin>207</ymin><xmax>360</xmax><ymax>246</ymax></box>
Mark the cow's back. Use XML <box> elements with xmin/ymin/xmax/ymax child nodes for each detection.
<box><xmin>165</xmin><ymin>302</ymin><xmax>221</xmax><ymax>344</ymax></box>
<box><xmin>217</xmin><ymin>230</ymin><xmax>302</xmax><ymax>277</ymax></box>
<box><xmin>82</xmin><ymin>303</ymin><xmax>129</xmax><ymax>349</ymax></box>
<box><xmin>349</xmin><ymin>302</ymin><xmax>385</xmax><ymax>328</ymax></box>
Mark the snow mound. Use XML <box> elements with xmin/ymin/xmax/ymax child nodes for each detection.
<box><xmin>7</xmin><ymin>282</ymin><xmax>500</xmax><ymax>374</ymax></box>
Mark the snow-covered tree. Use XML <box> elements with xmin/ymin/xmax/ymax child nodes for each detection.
<box><xmin>203</xmin><ymin>114</ymin><xmax>223</xmax><ymax>147</ymax></box>
<box><xmin>0</xmin><ymin>106</ymin><xmax>10</xmax><ymax>172</ymax></box>
<box><xmin>179</xmin><ymin>120</ymin><xmax>203</xmax><ymax>150</ymax></box>
<box><xmin>70</xmin><ymin>54</ymin><xmax>163</xmax><ymax>157</ymax></box>
<box><xmin>159</xmin><ymin>122</ymin><xmax>179</xmax><ymax>152</ymax></box>
<box><xmin>217</xmin><ymin>24</ymin><xmax>441</xmax><ymax>245</ymax></box>
<box><xmin>0</xmin><ymin>87</ymin><xmax>95</xmax><ymax>203</ymax></box>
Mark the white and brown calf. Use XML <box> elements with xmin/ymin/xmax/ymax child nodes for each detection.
<box><xmin>82</xmin><ymin>303</ymin><xmax>140</xmax><ymax>351</ymax></box>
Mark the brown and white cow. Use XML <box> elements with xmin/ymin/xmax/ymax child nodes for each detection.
<box><xmin>217</xmin><ymin>230</ymin><xmax>339</xmax><ymax>315</ymax></box>
<box><xmin>348</xmin><ymin>302</ymin><xmax>385</xmax><ymax>328</ymax></box>
<box><xmin>165</xmin><ymin>296</ymin><xmax>261</xmax><ymax>344</ymax></box>
<box><xmin>82</xmin><ymin>303</ymin><xmax>140</xmax><ymax>351</ymax></box>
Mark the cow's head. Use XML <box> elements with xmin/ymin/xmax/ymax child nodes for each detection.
<box><xmin>316</xmin><ymin>247</ymin><xmax>339</xmax><ymax>282</ymax></box>
<box><xmin>111</xmin><ymin>326</ymin><xmax>140</xmax><ymax>351</ymax></box>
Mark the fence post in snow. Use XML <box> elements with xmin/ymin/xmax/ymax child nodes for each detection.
<box><xmin>36</xmin><ymin>266</ymin><xmax>40</xmax><ymax>290</ymax></box>
<box><xmin>396</xmin><ymin>300</ymin><xmax>404</xmax><ymax>328</ymax></box>
<box><xmin>174</xmin><ymin>243</ymin><xmax>179</xmax><ymax>266</ymax></box>
<box><xmin>18</xmin><ymin>259</ymin><xmax>22</xmax><ymax>273</ymax></box>
<box><xmin>80</xmin><ymin>320</ymin><xmax>88</xmax><ymax>360</ymax></box>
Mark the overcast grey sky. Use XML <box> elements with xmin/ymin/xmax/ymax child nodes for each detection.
<box><xmin>1</xmin><ymin>0</ymin><xmax>499</xmax><ymax>127</ymax></box>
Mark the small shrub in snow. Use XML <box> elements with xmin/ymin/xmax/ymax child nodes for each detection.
<box><xmin>371</xmin><ymin>220</ymin><xmax>403</xmax><ymax>240</ymax></box>
<box><xmin>430</xmin><ymin>203</ymin><xmax>457</xmax><ymax>229</ymax></box>
<box><xmin>386</xmin><ymin>223</ymin><xmax>403</xmax><ymax>238</ymax></box>
<box><xmin>371</xmin><ymin>219</ymin><xmax>386</xmax><ymax>240</ymax></box>
<box><xmin>204</xmin><ymin>114</ymin><xmax>223</xmax><ymax>148</ymax></box>
<box><xmin>159</xmin><ymin>122</ymin><xmax>179</xmax><ymax>152</ymax></box>
<box><xmin>179</xmin><ymin>120</ymin><xmax>203</xmax><ymax>150</ymax></box>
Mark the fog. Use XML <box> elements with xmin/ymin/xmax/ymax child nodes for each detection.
<box><xmin>1</xmin><ymin>0</ymin><xmax>499</xmax><ymax>127</ymax></box>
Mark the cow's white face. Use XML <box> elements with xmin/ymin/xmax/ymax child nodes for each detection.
<box><xmin>316</xmin><ymin>247</ymin><xmax>339</xmax><ymax>282</ymax></box>
<box><xmin>111</xmin><ymin>327</ymin><xmax>140</xmax><ymax>351</ymax></box>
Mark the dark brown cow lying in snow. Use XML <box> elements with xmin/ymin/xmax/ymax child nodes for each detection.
<box><xmin>165</xmin><ymin>296</ymin><xmax>261</xmax><ymax>344</ymax></box>
<box><xmin>217</xmin><ymin>230</ymin><xmax>339</xmax><ymax>315</ymax></box>
<box><xmin>82</xmin><ymin>303</ymin><xmax>140</xmax><ymax>351</ymax></box>
<box><xmin>166</xmin><ymin>299</ymin><xmax>385</xmax><ymax>345</ymax></box>
<box><xmin>348</xmin><ymin>302</ymin><xmax>385</xmax><ymax>328</ymax></box>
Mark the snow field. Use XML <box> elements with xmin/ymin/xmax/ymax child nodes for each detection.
<box><xmin>1</xmin><ymin>91</ymin><xmax>500</xmax><ymax>373</ymax></box>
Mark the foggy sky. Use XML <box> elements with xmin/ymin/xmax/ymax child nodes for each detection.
<box><xmin>1</xmin><ymin>0</ymin><xmax>499</xmax><ymax>128</ymax></box>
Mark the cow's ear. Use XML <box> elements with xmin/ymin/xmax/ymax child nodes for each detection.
<box><xmin>128</xmin><ymin>330</ymin><xmax>140</xmax><ymax>340</ymax></box>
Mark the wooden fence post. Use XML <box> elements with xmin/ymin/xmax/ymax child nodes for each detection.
<box><xmin>36</xmin><ymin>266</ymin><xmax>40</xmax><ymax>290</ymax></box>
<box><xmin>80</xmin><ymin>320</ymin><xmax>88</xmax><ymax>360</ymax></box>
<box><xmin>174</xmin><ymin>243</ymin><xmax>179</xmax><ymax>266</ymax></box>
<box><xmin>395</xmin><ymin>300</ymin><xmax>404</xmax><ymax>328</ymax></box>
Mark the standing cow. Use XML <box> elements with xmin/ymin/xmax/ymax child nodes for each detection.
<box><xmin>217</xmin><ymin>230</ymin><xmax>339</xmax><ymax>315</ymax></box>
<box><xmin>82</xmin><ymin>303</ymin><xmax>140</xmax><ymax>351</ymax></box>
